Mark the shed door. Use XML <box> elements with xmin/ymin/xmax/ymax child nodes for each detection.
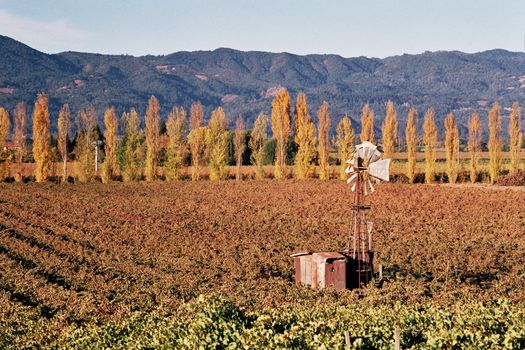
<box><xmin>332</xmin><ymin>260</ymin><xmax>346</xmax><ymax>291</ymax></box>
<box><xmin>325</xmin><ymin>260</ymin><xmax>346</xmax><ymax>291</ymax></box>
<box><xmin>324</xmin><ymin>262</ymin><xmax>334</xmax><ymax>288</ymax></box>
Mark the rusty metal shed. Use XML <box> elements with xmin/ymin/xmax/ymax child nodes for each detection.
<box><xmin>291</xmin><ymin>252</ymin><xmax>347</xmax><ymax>291</ymax></box>
<box><xmin>291</xmin><ymin>251</ymin><xmax>374</xmax><ymax>291</ymax></box>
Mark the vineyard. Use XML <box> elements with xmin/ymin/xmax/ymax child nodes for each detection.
<box><xmin>1</xmin><ymin>181</ymin><xmax>525</xmax><ymax>349</ymax></box>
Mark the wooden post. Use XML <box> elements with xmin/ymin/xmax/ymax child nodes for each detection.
<box><xmin>344</xmin><ymin>330</ymin><xmax>351</xmax><ymax>349</ymax></box>
<box><xmin>95</xmin><ymin>142</ymin><xmax>99</xmax><ymax>174</ymax></box>
<box><xmin>394</xmin><ymin>326</ymin><xmax>400</xmax><ymax>350</ymax></box>
<box><xmin>62</xmin><ymin>156</ymin><xmax>67</xmax><ymax>183</ymax></box>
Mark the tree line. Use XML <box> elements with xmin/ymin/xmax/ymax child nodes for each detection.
<box><xmin>0</xmin><ymin>89</ymin><xmax>522</xmax><ymax>184</ymax></box>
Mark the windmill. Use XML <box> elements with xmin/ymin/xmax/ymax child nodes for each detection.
<box><xmin>291</xmin><ymin>141</ymin><xmax>390</xmax><ymax>291</ymax></box>
<box><xmin>344</xmin><ymin>141</ymin><xmax>391</xmax><ymax>287</ymax></box>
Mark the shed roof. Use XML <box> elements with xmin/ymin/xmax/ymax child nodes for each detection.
<box><xmin>312</xmin><ymin>252</ymin><xmax>346</xmax><ymax>262</ymax></box>
<box><xmin>290</xmin><ymin>251</ymin><xmax>312</xmax><ymax>258</ymax></box>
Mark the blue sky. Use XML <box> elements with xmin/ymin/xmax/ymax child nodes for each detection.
<box><xmin>1</xmin><ymin>0</ymin><xmax>524</xmax><ymax>57</ymax></box>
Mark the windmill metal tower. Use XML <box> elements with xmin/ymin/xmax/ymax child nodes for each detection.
<box><xmin>345</xmin><ymin>141</ymin><xmax>391</xmax><ymax>287</ymax></box>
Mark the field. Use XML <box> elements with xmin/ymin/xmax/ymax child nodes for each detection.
<box><xmin>2</xmin><ymin>181</ymin><xmax>525</xmax><ymax>349</ymax></box>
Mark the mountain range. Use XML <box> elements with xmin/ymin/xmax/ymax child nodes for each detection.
<box><xmin>1</xmin><ymin>34</ymin><xmax>525</xmax><ymax>137</ymax></box>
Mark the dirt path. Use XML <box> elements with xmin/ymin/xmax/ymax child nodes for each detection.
<box><xmin>426</xmin><ymin>183</ymin><xmax>525</xmax><ymax>192</ymax></box>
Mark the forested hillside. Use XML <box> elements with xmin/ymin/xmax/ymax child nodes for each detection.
<box><xmin>1</xmin><ymin>35</ymin><xmax>525</xmax><ymax>135</ymax></box>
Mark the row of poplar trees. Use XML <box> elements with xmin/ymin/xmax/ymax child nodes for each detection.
<box><xmin>0</xmin><ymin>89</ymin><xmax>340</xmax><ymax>183</ymax></box>
<box><xmin>356</xmin><ymin>100</ymin><xmax>521</xmax><ymax>185</ymax></box>
<box><xmin>404</xmin><ymin>102</ymin><xmax>522</xmax><ymax>184</ymax></box>
<box><xmin>0</xmin><ymin>90</ymin><xmax>521</xmax><ymax>184</ymax></box>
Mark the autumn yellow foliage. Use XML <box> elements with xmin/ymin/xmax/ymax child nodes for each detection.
<box><xmin>423</xmin><ymin>108</ymin><xmax>437</xmax><ymax>184</ymax></box>
<box><xmin>0</xmin><ymin>106</ymin><xmax>11</xmax><ymax>179</ymax></box>
<box><xmin>121</xmin><ymin>108</ymin><xmax>143</xmax><ymax>182</ymax></box>
<box><xmin>234</xmin><ymin>115</ymin><xmax>246</xmax><ymax>181</ymax></box>
<box><xmin>145</xmin><ymin>95</ymin><xmax>160</xmax><ymax>181</ymax></box>
<box><xmin>74</xmin><ymin>106</ymin><xmax>98</xmax><ymax>183</ymax></box>
<box><xmin>317</xmin><ymin>101</ymin><xmax>330</xmax><ymax>180</ymax></box>
<box><xmin>188</xmin><ymin>102</ymin><xmax>206</xmax><ymax>181</ymax></box>
<box><xmin>444</xmin><ymin>113</ymin><xmax>459</xmax><ymax>183</ymax></box>
<box><xmin>508</xmin><ymin>102</ymin><xmax>522</xmax><ymax>173</ymax></box>
<box><xmin>165</xmin><ymin>107</ymin><xmax>187</xmax><ymax>181</ymax></box>
<box><xmin>336</xmin><ymin>115</ymin><xmax>354</xmax><ymax>180</ymax></box>
<box><xmin>360</xmin><ymin>104</ymin><xmax>374</xmax><ymax>143</ymax></box>
<box><xmin>206</xmin><ymin>107</ymin><xmax>229</xmax><ymax>181</ymax></box>
<box><xmin>488</xmin><ymin>102</ymin><xmax>502</xmax><ymax>184</ymax></box>
<box><xmin>381</xmin><ymin>101</ymin><xmax>397</xmax><ymax>159</ymax></box>
<box><xmin>293</xmin><ymin>93</ymin><xmax>316</xmax><ymax>179</ymax></box>
<box><xmin>249</xmin><ymin>113</ymin><xmax>268</xmax><ymax>179</ymax></box>
<box><xmin>271</xmin><ymin>89</ymin><xmax>291</xmax><ymax>179</ymax></box>
<box><xmin>32</xmin><ymin>93</ymin><xmax>51</xmax><ymax>183</ymax></box>
<box><xmin>57</xmin><ymin>104</ymin><xmax>70</xmax><ymax>183</ymax></box>
<box><xmin>405</xmin><ymin>108</ymin><xmax>417</xmax><ymax>184</ymax></box>
<box><xmin>467</xmin><ymin>112</ymin><xmax>482</xmax><ymax>183</ymax></box>
<box><xmin>13</xmin><ymin>102</ymin><xmax>26</xmax><ymax>182</ymax></box>
<box><xmin>102</xmin><ymin>107</ymin><xmax>118</xmax><ymax>183</ymax></box>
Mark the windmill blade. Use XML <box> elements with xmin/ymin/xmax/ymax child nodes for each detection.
<box><xmin>356</xmin><ymin>146</ymin><xmax>369</xmax><ymax>160</ymax></box>
<box><xmin>346</xmin><ymin>173</ymin><xmax>358</xmax><ymax>185</ymax></box>
<box><xmin>345</xmin><ymin>166</ymin><xmax>355</xmax><ymax>174</ymax></box>
<box><xmin>369</xmin><ymin>159</ymin><xmax>391</xmax><ymax>182</ymax></box>
<box><xmin>356</xmin><ymin>141</ymin><xmax>377</xmax><ymax>160</ymax></box>
<box><xmin>360</xmin><ymin>141</ymin><xmax>382</xmax><ymax>163</ymax></box>
<box><xmin>368</xmin><ymin>149</ymin><xmax>382</xmax><ymax>163</ymax></box>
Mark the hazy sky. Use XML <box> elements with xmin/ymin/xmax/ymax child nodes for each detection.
<box><xmin>1</xmin><ymin>0</ymin><xmax>525</xmax><ymax>57</ymax></box>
